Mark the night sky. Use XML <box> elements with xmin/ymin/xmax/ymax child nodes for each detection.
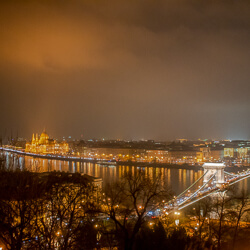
<box><xmin>0</xmin><ymin>0</ymin><xmax>250</xmax><ymax>141</ymax></box>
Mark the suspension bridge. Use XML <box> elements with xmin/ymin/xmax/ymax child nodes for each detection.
<box><xmin>165</xmin><ymin>163</ymin><xmax>250</xmax><ymax>211</ymax></box>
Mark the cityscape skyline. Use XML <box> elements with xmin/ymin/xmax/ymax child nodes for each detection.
<box><xmin>2</xmin><ymin>127</ymin><xmax>250</xmax><ymax>142</ymax></box>
<box><xmin>3</xmin><ymin>128</ymin><xmax>250</xmax><ymax>168</ymax></box>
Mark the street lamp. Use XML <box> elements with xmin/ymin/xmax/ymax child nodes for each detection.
<box><xmin>174</xmin><ymin>211</ymin><xmax>180</xmax><ymax>226</ymax></box>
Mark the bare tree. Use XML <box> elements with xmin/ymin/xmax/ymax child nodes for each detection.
<box><xmin>0</xmin><ymin>170</ymin><xmax>96</xmax><ymax>250</ymax></box>
<box><xmin>228</xmin><ymin>191</ymin><xmax>250</xmax><ymax>249</ymax></box>
<box><xmin>98</xmin><ymin>171</ymin><xmax>172</xmax><ymax>250</ymax></box>
<box><xmin>183</xmin><ymin>197</ymin><xmax>214</xmax><ymax>249</ymax></box>
<box><xmin>0</xmin><ymin>170</ymin><xmax>46</xmax><ymax>249</ymax></box>
<box><xmin>208</xmin><ymin>190</ymin><xmax>236</xmax><ymax>250</ymax></box>
<box><xmin>32</xmin><ymin>172</ymin><xmax>94</xmax><ymax>249</ymax></box>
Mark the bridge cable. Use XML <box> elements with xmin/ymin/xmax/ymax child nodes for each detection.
<box><xmin>176</xmin><ymin>170</ymin><xmax>209</xmax><ymax>200</ymax></box>
<box><xmin>224</xmin><ymin>171</ymin><xmax>236</xmax><ymax>176</ymax></box>
<box><xmin>178</xmin><ymin>171</ymin><xmax>250</xmax><ymax>210</ymax></box>
<box><xmin>177</xmin><ymin>171</ymin><xmax>217</xmax><ymax>207</ymax></box>
<box><xmin>178</xmin><ymin>188</ymin><xmax>219</xmax><ymax>210</ymax></box>
<box><xmin>228</xmin><ymin>173</ymin><xmax>250</xmax><ymax>186</ymax></box>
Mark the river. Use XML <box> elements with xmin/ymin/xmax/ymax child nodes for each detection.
<box><xmin>1</xmin><ymin>151</ymin><xmax>249</xmax><ymax>195</ymax></box>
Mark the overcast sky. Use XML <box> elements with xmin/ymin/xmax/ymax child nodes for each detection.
<box><xmin>0</xmin><ymin>0</ymin><xmax>250</xmax><ymax>141</ymax></box>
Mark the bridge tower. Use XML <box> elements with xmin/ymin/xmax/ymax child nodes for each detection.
<box><xmin>202</xmin><ymin>163</ymin><xmax>226</xmax><ymax>187</ymax></box>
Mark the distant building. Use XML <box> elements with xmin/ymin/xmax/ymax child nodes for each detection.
<box><xmin>197</xmin><ymin>147</ymin><xmax>211</xmax><ymax>162</ymax></box>
<box><xmin>69</xmin><ymin>139</ymin><xmax>250</xmax><ymax>166</ymax></box>
<box><xmin>25</xmin><ymin>130</ymin><xmax>69</xmax><ymax>155</ymax></box>
<box><xmin>224</xmin><ymin>148</ymin><xmax>235</xmax><ymax>158</ymax></box>
<box><xmin>168</xmin><ymin>150</ymin><xmax>197</xmax><ymax>164</ymax></box>
<box><xmin>223</xmin><ymin>147</ymin><xmax>250</xmax><ymax>166</ymax></box>
<box><xmin>210</xmin><ymin>149</ymin><xmax>224</xmax><ymax>161</ymax></box>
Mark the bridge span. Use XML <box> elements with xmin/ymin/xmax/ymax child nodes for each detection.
<box><xmin>165</xmin><ymin>162</ymin><xmax>250</xmax><ymax>212</ymax></box>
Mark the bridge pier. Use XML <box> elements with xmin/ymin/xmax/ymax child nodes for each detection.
<box><xmin>203</xmin><ymin>163</ymin><xmax>226</xmax><ymax>187</ymax></box>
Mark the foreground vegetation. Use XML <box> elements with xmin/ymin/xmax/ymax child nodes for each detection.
<box><xmin>0</xmin><ymin>157</ymin><xmax>249</xmax><ymax>249</ymax></box>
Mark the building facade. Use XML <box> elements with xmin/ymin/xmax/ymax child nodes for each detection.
<box><xmin>25</xmin><ymin>131</ymin><xmax>69</xmax><ymax>155</ymax></box>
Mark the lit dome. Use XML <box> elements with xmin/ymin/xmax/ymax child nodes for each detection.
<box><xmin>39</xmin><ymin>131</ymin><xmax>49</xmax><ymax>144</ymax></box>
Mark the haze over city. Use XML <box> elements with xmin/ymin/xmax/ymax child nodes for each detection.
<box><xmin>1</xmin><ymin>0</ymin><xmax>250</xmax><ymax>140</ymax></box>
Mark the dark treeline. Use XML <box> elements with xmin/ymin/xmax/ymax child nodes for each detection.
<box><xmin>0</xmin><ymin>155</ymin><xmax>250</xmax><ymax>250</ymax></box>
<box><xmin>0</xmin><ymin>169</ymin><xmax>97</xmax><ymax>249</ymax></box>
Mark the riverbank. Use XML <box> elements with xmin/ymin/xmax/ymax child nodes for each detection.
<box><xmin>0</xmin><ymin>147</ymin><xmax>98</xmax><ymax>163</ymax></box>
<box><xmin>1</xmin><ymin>147</ymin><xmax>248</xmax><ymax>172</ymax></box>
<box><xmin>0</xmin><ymin>147</ymin><xmax>204</xmax><ymax>170</ymax></box>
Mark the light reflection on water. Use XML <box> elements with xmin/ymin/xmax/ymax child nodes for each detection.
<box><xmin>2</xmin><ymin>152</ymin><xmax>250</xmax><ymax>195</ymax></box>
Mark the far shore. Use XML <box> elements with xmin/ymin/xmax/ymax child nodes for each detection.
<box><xmin>1</xmin><ymin>147</ymin><xmax>248</xmax><ymax>173</ymax></box>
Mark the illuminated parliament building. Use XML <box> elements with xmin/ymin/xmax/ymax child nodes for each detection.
<box><xmin>25</xmin><ymin>130</ymin><xmax>69</xmax><ymax>155</ymax></box>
